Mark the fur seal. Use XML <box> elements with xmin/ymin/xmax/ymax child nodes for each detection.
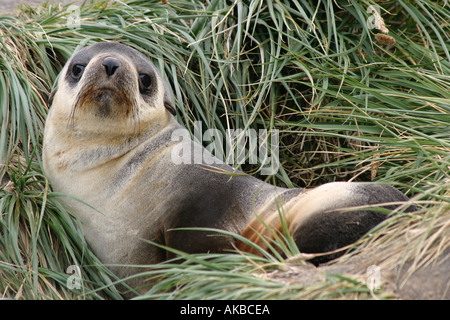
<box><xmin>43</xmin><ymin>42</ymin><xmax>413</xmax><ymax>288</ymax></box>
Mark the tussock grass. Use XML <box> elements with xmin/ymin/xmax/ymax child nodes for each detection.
<box><xmin>0</xmin><ymin>0</ymin><xmax>448</xmax><ymax>299</ymax></box>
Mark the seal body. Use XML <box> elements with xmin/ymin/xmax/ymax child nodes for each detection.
<box><xmin>43</xmin><ymin>42</ymin><xmax>413</xmax><ymax>286</ymax></box>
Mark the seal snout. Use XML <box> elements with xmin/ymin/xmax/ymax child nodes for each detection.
<box><xmin>102</xmin><ymin>57</ymin><xmax>121</xmax><ymax>77</ymax></box>
<box><xmin>70</xmin><ymin>54</ymin><xmax>137</xmax><ymax>120</ymax></box>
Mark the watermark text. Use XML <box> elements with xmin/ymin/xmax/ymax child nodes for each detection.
<box><xmin>171</xmin><ymin>122</ymin><xmax>279</xmax><ymax>175</ymax></box>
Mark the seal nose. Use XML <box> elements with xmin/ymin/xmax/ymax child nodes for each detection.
<box><xmin>102</xmin><ymin>57</ymin><xmax>120</xmax><ymax>77</ymax></box>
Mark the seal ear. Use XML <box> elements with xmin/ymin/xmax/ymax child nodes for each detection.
<box><xmin>48</xmin><ymin>86</ymin><xmax>57</xmax><ymax>107</ymax></box>
<box><xmin>164</xmin><ymin>92</ymin><xmax>176</xmax><ymax>116</ymax></box>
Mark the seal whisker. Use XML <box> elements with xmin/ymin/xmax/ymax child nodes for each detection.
<box><xmin>67</xmin><ymin>90</ymin><xmax>81</xmax><ymax>130</ymax></box>
<box><xmin>131</xmin><ymin>101</ymin><xmax>141</xmax><ymax>137</ymax></box>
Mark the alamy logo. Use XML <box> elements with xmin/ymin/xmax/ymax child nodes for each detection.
<box><xmin>66</xmin><ymin>265</ymin><xmax>82</xmax><ymax>290</ymax></box>
<box><xmin>366</xmin><ymin>5</ymin><xmax>388</xmax><ymax>33</ymax></box>
<box><xmin>66</xmin><ymin>5</ymin><xmax>81</xmax><ymax>29</ymax></box>
<box><xmin>366</xmin><ymin>265</ymin><xmax>381</xmax><ymax>292</ymax></box>
<box><xmin>170</xmin><ymin>122</ymin><xmax>280</xmax><ymax>175</ymax></box>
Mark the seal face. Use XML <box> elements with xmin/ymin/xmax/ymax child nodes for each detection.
<box><xmin>48</xmin><ymin>42</ymin><xmax>175</xmax><ymax>133</ymax></box>
<box><xmin>43</xmin><ymin>42</ymin><xmax>414</xmax><ymax>290</ymax></box>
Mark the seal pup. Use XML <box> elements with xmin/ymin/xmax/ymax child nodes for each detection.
<box><xmin>43</xmin><ymin>42</ymin><xmax>413</xmax><ymax>288</ymax></box>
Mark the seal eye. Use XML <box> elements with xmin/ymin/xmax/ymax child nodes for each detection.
<box><xmin>139</xmin><ymin>73</ymin><xmax>152</xmax><ymax>93</ymax></box>
<box><xmin>71</xmin><ymin>64</ymin><xmax>85</xmax><ymax>80</ymax></box>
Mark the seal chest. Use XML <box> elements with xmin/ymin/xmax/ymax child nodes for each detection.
<box><xmin>43</xmin><ymin>42</ymin><xmax>414</xmax><ymax>287</ymax></box>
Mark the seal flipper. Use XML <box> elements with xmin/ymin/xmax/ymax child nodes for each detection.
<box><xmin>237</xmin><ymin>183</ymin><xmax>415</xmax><ymax>265</ymax></box>
<box><xmin>292</xmin><ymin>208</ymin><xmax>387</xmax><ymax>265</ymax></box>
<box><xmin>293</xmin><ymin>183</ymin><xmax>416</xmax><ymax>265</ymax></box>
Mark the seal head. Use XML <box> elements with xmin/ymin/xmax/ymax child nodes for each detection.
<box><xmin>48</xmin><ymin>42</ymin><xmax>175</xmax><ymax>134</ymax></box>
